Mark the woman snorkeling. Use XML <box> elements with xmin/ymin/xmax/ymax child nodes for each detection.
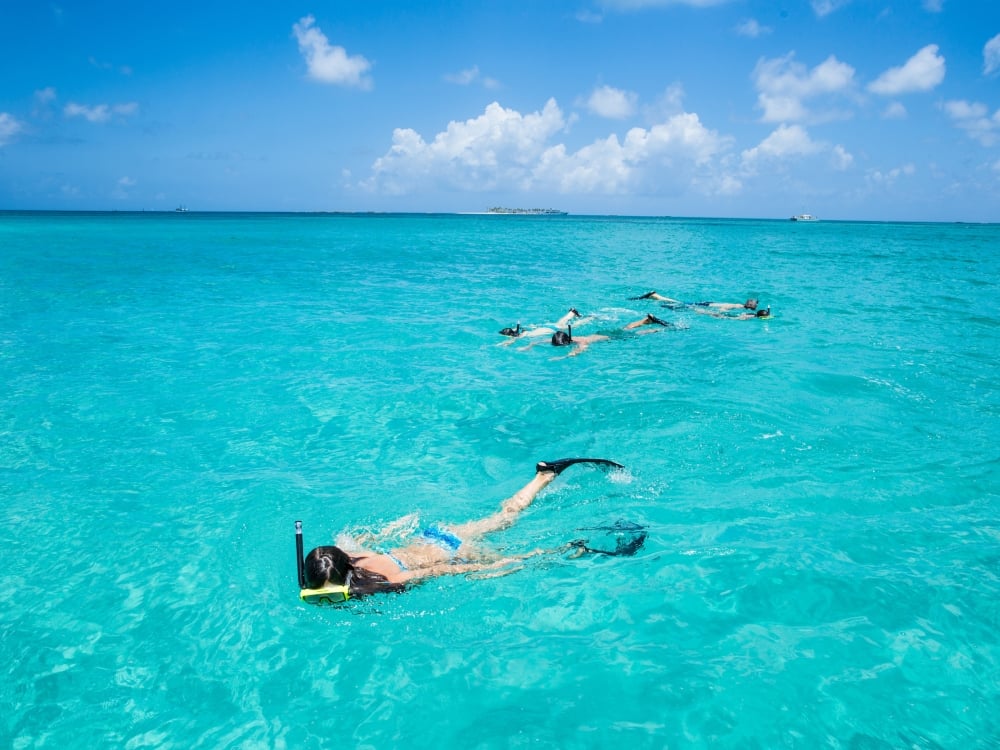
<box><xmin>298</xmin><ymin>458</ymin><xmax>626</xmax><ymax>602</ymax></box>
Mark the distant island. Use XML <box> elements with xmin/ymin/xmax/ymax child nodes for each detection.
<box><xmin>487</xmin><ymin>207</ymin><xmax>567</xmax><ymax>215</ymax></box>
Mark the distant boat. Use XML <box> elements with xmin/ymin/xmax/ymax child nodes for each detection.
<box><xmin>790</xmin><ymin>213</ymin><xmax>818</xmax><ymax>222</ymax></box>
<box><xmin>175</xmin><ymin>205</ymin><xmax>189</xmax><ymax>212</ymax></box>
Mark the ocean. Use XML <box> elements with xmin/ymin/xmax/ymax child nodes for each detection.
<box><xmin>1</xmin><ymin>211</ymin><xmax>998</xmax><ymax>748</ymax></box>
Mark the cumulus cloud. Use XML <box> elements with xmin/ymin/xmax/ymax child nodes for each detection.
<box><xmin>293</xmin><ymin>15</ymin><xmax>372</xmax><ymax>89</ymax></box>
<box><xmin>942</xmin><ymin>99</ymin><xmax>1000</xmax><ymax>146</ymax></box>
<box><xmin>0</xmin><ymin>112</ymin><xmax>24</xmax><ymax>146</ymax></box>
<box><xmin>868</xmin><ymin>44</ymin><xmax>945</xmax><ymax>95</ymax></box>
<box><xmin>740</xmin><ymin>124</ymin><xmax>852</xmax><ymax>175</ymax></box>
<box><xmin>736</xmin><ymin>19</ymin><xmax>771</xmax><ymax>38</ymax></box>
<box><xmin>586</xmin><ymin>85</ymin><xmax>638</xmax><ymax>119</ymax></box>
<box><xmin>366</xmin><ymin>100</ymin><xmax>567</xmax><ymax>194</ymax></box>
<box><xmin>752</xmin><ymin>53</ymin><xmax>856</xmax><ymax>122</ymax></box>
<box><xmin>985</xmin><ymin>34</ymin><xmax>1000</xmax><ymax>76</ymax></box>
<box><xmin>742</xmin><ymin>124</ymin><xmax>822</xmax><ymax>167</ymax></box>
<box><xmin>63</xmin><ymin>102</ymin><xmax>139</xmax><ymax>123</ymax></box>
<box><xmin>364</xmin><ymin>99</ymin><xmax>734</xmax><ymax>197</ymax></box>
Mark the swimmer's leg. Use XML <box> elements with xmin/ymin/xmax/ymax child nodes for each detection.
<box><xmin>450</xmin><ymin>468</ymin><xmax>558</xmax><ymax>539</ymax></box>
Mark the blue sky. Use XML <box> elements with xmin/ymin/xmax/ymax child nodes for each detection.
<box><xmin>1</xmin><ymin>1</ymin><xmax>998</xmax><ymax>221</ymax></box>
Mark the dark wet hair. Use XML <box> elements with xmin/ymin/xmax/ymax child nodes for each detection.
<box><xmin>499</xmin><ymin>323</ymin><xmax>522</xmax><ymax>337</ymax></box>
<box><xmin>745</xmin><ymin>299</ymin><xmax>759</xmax><ymax>310</ymax></box>
<box><xmin>756</xmin><ymin>307</ymin><xmax>771</xmax><ymax>318</ymax></box>
<box><xmin>551</xmin><ymin>324</ymin><xmax>573</xmax><ymax>346</ymax></box>
<box><xmin>304</xmin><ymin>546</ymin><xmax>405</xmax><ymax>597</ymax></box>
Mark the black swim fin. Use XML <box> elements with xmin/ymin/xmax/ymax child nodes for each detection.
<box><xmin>568</xmin><ymin>531</ymin><xmax>647</xmax><ymax>557</ymax></box>
<box><xmin>629</xmin><ymin>291</ymin><xmax>657</xmax><ymax>300</ymax></box>
<box><xmin>577</xmin><ymin>520</ymin><xmax>648</xmax><ymax>533</ymax></box>
<box><xmin>536</xmin><ymin>457</ymin><xmax>624</xmax><ymax>475</ymax></box>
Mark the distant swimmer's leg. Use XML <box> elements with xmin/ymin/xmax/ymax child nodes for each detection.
<box><xmin>629</xmin><ymin>291</ymin><xmax>659</xmax><ymax>300</ymax></box>
<box><xmin>555</xmin><ymin>308</ymin><xmax>582</xmax><ymax>328</ymax></box>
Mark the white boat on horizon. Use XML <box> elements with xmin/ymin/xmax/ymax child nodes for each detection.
<box><xmin>790</xmin><ymin>213</ymin><xmax>818</xmax><ymax>222</ymax></box>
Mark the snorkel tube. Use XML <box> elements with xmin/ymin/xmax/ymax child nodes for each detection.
<box><xmin>295</xmin><ymin>520</ymin><xmax>306</xmax><ymax>589</ymax></box>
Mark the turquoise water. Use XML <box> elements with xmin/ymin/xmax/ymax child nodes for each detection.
<box><xmin>2</xmin><ymin>212</ymin><xmax>998</xmax><ymax>748</ymax></box>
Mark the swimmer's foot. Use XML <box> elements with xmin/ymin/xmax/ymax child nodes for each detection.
<box><xmin>536</xmin><ymin>457</ymin><xmax>625</xmax><ymax>475</ymax></box>
<box><xmin>566</xmin><ymin>539</ymin><xmax>589</xmax><ymax>558</ymax></box>
<box><xmin>629</xmin><ymin>290</ymin><xmax>657</xmax><ymax>300</ymax></box>
<box><xmin>569</xmin><ymin>307</ymin><xmax>581</xmax><ymax>317</ymax></box>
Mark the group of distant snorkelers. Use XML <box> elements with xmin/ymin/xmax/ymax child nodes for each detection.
<box><xmin>498</xmin><ymin>290</ymin><xmax>771</xmax><ymax>356</ymax></box>
<box><xmin>501</xmin><ymin>307</ymin><xmax>674</xmax><ymax>357</ymax></box>
<box><xmin>629</xmin><ymin>290</ymin><xmax>771</xmax><ymax>320</ymax></box>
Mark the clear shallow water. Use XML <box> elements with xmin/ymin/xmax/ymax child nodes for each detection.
<box><xmin>1</xmin><ymin>212</ymin><xmax>998</xmax><ymax>748</ymax></box>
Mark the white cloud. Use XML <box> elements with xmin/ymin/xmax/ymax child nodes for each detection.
<box><xmin>811</xmin><ymin>0</ymin><xmax>850</xmax><ymax>18</ymax></box>
<box><xmin>293</xmin><ymin>15</ymin><xmax>372</xmax><ymax>89</ymax></box>
<box><xmin>753</xmin><ymin>53</ymin><xmax>856</xmax><ymax>123</ymax></box>
<box><xmin>831</xmin><ymin>144</ymin><xmax>853</xmax><ymax>170</ymax></box>
<box><xmin>445</xmin><ymin>66</ymin><xmax>480</xmax><ymax>85</ymax></box>
<box><xmin>366</xmin><ymin>100</ymin><xmax>567</xmax><ymax>193</ymax></box>
<box><xmin>881</xmin><ymin>102</ymin><xmax>907</xmax><ymax>119</ymax></box>
<box><xmin>0</xmin><ymin>112</ymin><xmax>24</xmax><ymax>146</ymax></box>
<box><xmin>923</xmin><ymin>0</ymin><xmax>943</xmax><ymax>11</ymax></box>
<box><xmin>942</xmin><ymin>99</ymin><xmax>1000</xmax><ymax>146</ymax></box>
<box><xmin>867</xmin><ymin>163</ymin><xmax>916</xmax><ymax>186</ymax></box>
<box><xmin>35</xmin><ymin>87</ymin><xmax>56</xmax><ymax>105</ymax></box>
<box><xmin>444</xmin><ymin>65</ymin><xmax>499</xmax><ymax>89</ymax></box>
<box><xmin>532</xmin><ymin>112</ymin><xmax>732</xmax><ymax>194</ymax></box>
<box><xmin>868</xmin><ymin>44</ymin><xmax>945</xmax><ymax>95</ymax></box>
<box><xmin>644</xmin><ymin>83</ymin><xmax>686</xmax><ymax>121</ymax></box>
<box><xmin>65</xmin><ymin>103</ymin><xmax>110</xmax><ymax>122</ymax></box>
<box><xmin>586</xmin><ymin>85</ymin><xmax>638</xmax><ymax>119</ymax></box>
<box><xmin>985</xmin><ymin>33</ymin><xmax>1000</xmax><ymax>76</ymax></box>
<box><xmin>736</xmin><ymin>19</ymin><xmax>771</xmax><ymax>38</ymax></box>
<box><xmin>364</xmin><ymin>99</ymin><xmax>734</xmax><ymax>197</ymax></box>
<box><xmin>118</xmin><ymin>176</ymin><xmax>136</xmax><ymax>187</ymax></box>
<box><xmin>741</xmin><ymin>124</ymin><xmax>823</xmax><ymax>170</ymax></box>
<box><xmin>64</xmin><ymin>101</ymin><xmax>138</xmax><ymax>122</ymax></box>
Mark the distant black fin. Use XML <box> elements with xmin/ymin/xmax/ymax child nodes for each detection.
<box><xmin>536</xmin><ymin>458</ymin><xmax>625</xmax><ymax>476</ymax></box>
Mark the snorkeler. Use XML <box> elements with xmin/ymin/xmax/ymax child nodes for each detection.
<box><xmin>547</xmin><ymin>314</ymin><xmax>673</xmax><ymax>357</ymax></box>
<box><xmin>499</xmin><ymin>308</ymin><xmax>585</xmax><ymax>343</ymax></box>
<box><xmin>298</xmin><ymin>458</ymin><xmax>625</xmax><ymax>600</ymax></box>
<box><xmin>696</xmin><ymin>305</ymin><xmax>771</xmax><ymax>320</ymax></box>
<box><xmin>630</xmin><ymin>291</ymin><xmax>761</xmax><ymax>312</ymax></box>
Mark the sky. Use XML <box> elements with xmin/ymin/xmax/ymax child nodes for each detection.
<box><xmin>1</xmin><ymin>1</ymin><xmax>998</xmax><ymax>221</ymax></box>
